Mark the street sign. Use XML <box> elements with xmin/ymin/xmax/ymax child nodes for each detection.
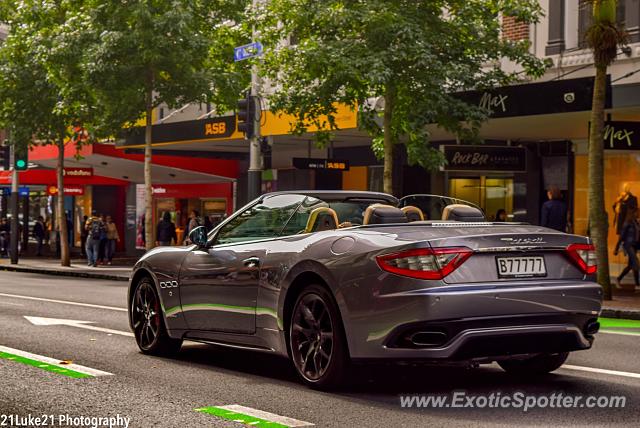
<box><xmin>292</xmin><ymin>158</ymin><xmax>350</xmax><ymax>171</ymax></box>
<box><xmin>234</xmin><ymin>42</ymin><xmax>263</xmax><ymax>61</ymax></box>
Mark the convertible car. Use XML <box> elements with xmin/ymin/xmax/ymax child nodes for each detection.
<box><xmin>128</xmin><ymin>191</ymin><xmax>602</xmax><ymax>389</ymax></box>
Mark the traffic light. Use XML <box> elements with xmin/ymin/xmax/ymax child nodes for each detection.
<box><xmin>13</xmin><ymin>145</ymin><xmax>28</xmax><ymax>171</ymax></box>
<box><xmin>237</xmin><ymin>92</ymin><xmax>256</xmax><ymax>139</ymax></box>
<box><xmin>0</xmin><ymin>144</ymin><xmax>9</xmax><ymax>170</ymax></box>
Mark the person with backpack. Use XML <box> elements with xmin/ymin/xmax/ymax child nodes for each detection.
<box><xmin>85</xmin><ymin>213</ymin><xmax>105</xmax><ymax>267</ymax></box>
<box><xmin>614</xmin><ymin>207</ymin><xmax>640</xmax><ymax>290</ymax></box>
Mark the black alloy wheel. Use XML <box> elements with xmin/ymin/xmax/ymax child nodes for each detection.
<box><xmin>289</xmin><ymin>284</ymin><xmax>349</xmax><ymax>389</ymax></box>
<box><xmin>131</xmin><ymin>278</ymin><xmax>182</xmax><ymax>355</ymax></box>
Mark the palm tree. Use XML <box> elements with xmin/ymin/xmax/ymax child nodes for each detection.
<box><xmin>585</xmin><ymin>0</ymin><xmax>626</xmax><ymax>300</ymax></box>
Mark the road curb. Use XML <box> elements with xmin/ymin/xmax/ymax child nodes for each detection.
<box><xmin>601</xmin><ymin>307</ymin><xmax>640</xmax><ymax>321</ymax></box>
<box><xmin>0</xmin><ymin>264</ymin><xmax>129</xmax><ymax>282</ymax></box>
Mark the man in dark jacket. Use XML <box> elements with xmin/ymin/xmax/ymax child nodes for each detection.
<box><xmin>33</xmin><ymin>216</ymin><xmax>46</xmax><ymax>256</ymax></box>
<box><xmin>156</xmin><ymin>212</ymin><xmax>177</xmax><ymax>246</ymax></box>
<box><xmin>541</xmin><ymin>185</ymin><xmax>567</xmax><ymax>232</ymax></box>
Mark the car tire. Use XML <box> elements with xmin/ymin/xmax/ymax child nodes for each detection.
<box><xmin>288</xmin><ymin>284</ymin><xmax>350</xmax><ymax>390</ymax></box>
<box><xmin>498</xmin><ymin>352</ymin><xmax>569</xmax><ymax>375</ymax></box>
<box><xmin>131</xmin><ymin>277</ymin><xmax>182</xmax><ymax>356</ymax></box>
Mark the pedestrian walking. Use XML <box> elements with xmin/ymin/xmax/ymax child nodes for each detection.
<box><xmin>97</xmin><ymin>214</ymin><xmax>108</xmax><ymax>265</ymax></box>
<box><xmin>183</xmin><ymin>210</ymin><xmax>202</xmax><ymax>244</ymax></box>
<box><xmin>33</xmin><ymin>216</ymin><xmax>46</xmax><ymax>256</ymax></box>
<box><xmin>156</xmin><ymin>212</ymin><xmax>177</xmax><ymax>246</ymax></box>
<box><xmin>613</xmin><ymin>184</ymin><xmax>638</xmax><ymax>236</ymax></box>
<box><xmin>80</xmin><ymin>215</ymin><xmax>88</xmax><ymax>257</ymax></box>
<box><xmin>614</xmin><ymin>208</ymin><xmax>640</xmax><ymax>291</ymax></box>
<box><xmin>85</xmin><ymin>213</ymin><xmax>105</xmax><ymax>267</ymax></box>
<box><xmin>541</xmin><ymin>185</ymin><xmax>567</xmax><ymax>232</ymax></box>
<box><xmin>0</xmin><ymin>218</ymin><xmax>8</xmax><ymax>257</ymax></box>
<box><xmin>105</xmin><ymin>215</ymin><xmax>120</xmax><ymax>265</ymax></box>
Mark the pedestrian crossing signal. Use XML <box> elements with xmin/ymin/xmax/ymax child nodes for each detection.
<box><xmin>13</xmin><ymin>146</ymin><xmax>28</xmax><ymax>171</ymax></box>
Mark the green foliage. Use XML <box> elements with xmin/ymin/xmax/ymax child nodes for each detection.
<box><xmin>0</xmin><ymin>0</ymin><xmax>95</xmax><ymax>151</ymax></box>
<box><xmin>255</xmin><ymin>0</ymin><xmax>547</xmax><ymax>170</ymax></box>
<box><xmin>81</xmin><ymin>0</ymin><xmax>250</xmax><ymax>135</ymax></box>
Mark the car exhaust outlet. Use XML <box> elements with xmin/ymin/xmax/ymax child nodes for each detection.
<box><xmin>585</xmin><ymin>320</ymin><xmax>600</xmax><ymax>335</ymax></box>
<box><xmin>409</xmin><ymin>331</ymin><xmax>448</xmax><ymax>347</ymax></box>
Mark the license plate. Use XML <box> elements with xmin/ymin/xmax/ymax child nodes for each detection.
<box><xmin>496</xmin><ymin>256</ymin><xmax>546</xmax><ymax>278</ymax></box>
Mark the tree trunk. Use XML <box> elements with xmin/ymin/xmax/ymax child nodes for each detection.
<box><xmin>383</xmin><ymin>86</ymin><xmax>396</xmax><ymax>195</ymax></box>
<box><xmin>588</xmin><ymin>64</ymin><xmax>611</xmax><ymax>299</ymax></box>
<box><xmin>57</xmin><ymin>139</ymin><xmax>70</xmax><ymax>267</ymax></box>
<box><xmin>144</xmin><ymin>75</ymin><xmax>154</xmax><ymax>251</ymax></box>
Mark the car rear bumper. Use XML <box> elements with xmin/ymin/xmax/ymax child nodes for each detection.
<box><xmin>342</xmin><ymin>281</ymin><xmax>602</xmax><ymax>360</ymax></box>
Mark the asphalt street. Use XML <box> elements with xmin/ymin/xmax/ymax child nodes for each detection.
<box><xmin>0</xmin><ymin>270</ymin><xmax>638</xmax><ymax>427</ymax></box>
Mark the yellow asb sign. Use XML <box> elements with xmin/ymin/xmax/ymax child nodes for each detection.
<box><xmin>204</xmin><ymin>121</ymin><xmax>228</xmax><ymax>136</ymax></box>
<box><xmin>262</xmin><ymin>103</ymin><xmax>358</xmax><ymax>136</ymax></box>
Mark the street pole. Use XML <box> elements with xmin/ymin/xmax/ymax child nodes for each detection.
<box><xmin>9</xmin><ymin>147</ymin><xmax>19</xmax><ymax>264</ymax></box>
<box><xmin>247</xmin><ymin>0</ymin><xmax>262</xmax><ymax>201</ymax></box>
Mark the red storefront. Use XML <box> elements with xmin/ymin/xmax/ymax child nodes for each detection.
<box><xmin>1</xmin><ymin>143</ymin><xmax>239</xmax><ymax>255</ymax></box>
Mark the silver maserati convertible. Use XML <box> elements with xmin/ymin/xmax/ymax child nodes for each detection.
<box><xmin>128</xmin><ymin>191</ymin><xmax>602</xmax><ymax>389</ymax></box>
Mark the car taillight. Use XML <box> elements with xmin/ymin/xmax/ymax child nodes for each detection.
<box><xmin>376</xmin><ymin>247</ymin><xmax>473</xmax><ymax>280</ymax></box>
<box><xmin>566</xmin><ymin>243</ymin><xmax>597</xmax><ymax>275</ymax></box>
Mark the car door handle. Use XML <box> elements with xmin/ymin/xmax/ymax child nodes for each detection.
<box><xmin>243</xmin><ymin>257</ymin><xmax>261</xmax><ymax>268</ymax></box>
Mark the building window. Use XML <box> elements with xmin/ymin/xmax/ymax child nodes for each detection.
<box><xmin>578</xmin><ymin>0</ymin><xmax>625</xmax><ymax>48</ymax></box>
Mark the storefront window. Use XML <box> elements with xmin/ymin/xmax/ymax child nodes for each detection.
<box><xmin>449</xmin><ymin>176</ymin><xmax>514</xmax><ymax>221</ymax></box>
<box><xmin>574</xmin><ymin>153</ymin><xmax>640</xmax><ymax>276</ymax></box>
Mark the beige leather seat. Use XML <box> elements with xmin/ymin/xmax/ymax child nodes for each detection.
<box><xmin>304</xmin><ymin>207</ymin><xmax>339</xmax><ymax>233</ymax></box>
<box><xmin>442</xmin><ymin>204</ymin><xmax>485</xmax><ymax>222</ymax></box>
<box><xmin>363</xmin><ymin>204</ymin><xmax>409</xmax><ymax>225</ymax></box>
<box><xmin>401</xmin><ymin>205</ymin><xmax>425</xmax><ymax>222</ymax></box>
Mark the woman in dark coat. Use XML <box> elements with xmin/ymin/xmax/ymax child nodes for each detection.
<box><xmin>614</xmin><ymin>208</ymin><xmax>639</xmax><ymax>290</ymax></box>
<box><xmin>156</xmin><ymin>212</ymin><xmax>177</xmax><ymax>247</ymax></box>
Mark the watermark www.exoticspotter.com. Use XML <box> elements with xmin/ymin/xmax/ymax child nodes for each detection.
<box><xmin>399</xmin><ymin>392</ymin><xmax>627</xmax><ymax>412</ymax></box>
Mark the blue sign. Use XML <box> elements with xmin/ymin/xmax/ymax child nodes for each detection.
<box><xmin>1</xmin><ymin>187</ymin><xmax>30</xmax><ymax>196</ymax></box>
<box><xmin>234</xmin><ymin>42</ymin><xmax>263</xmax><ymax>61</ymax></box>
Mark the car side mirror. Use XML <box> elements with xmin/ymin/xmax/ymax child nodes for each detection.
<box><xmin>188</xmin><ymin>226</ymin><xmax>208</xmax><ymax>248</ymax></box>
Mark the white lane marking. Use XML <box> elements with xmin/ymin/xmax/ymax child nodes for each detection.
<box><xmin>561</xmin><ymin>364</ymin><xmax>640</xmax><ymax>380</ymax></box>
<box><xmin>24</xmin><ymin>316</ymin><xmax>134</xmax><ymax>337</ymax></box>
<box><xmin>0</xmin><ymin>345</ymin><xmax>113</xmax><ymax>377</ymax></box>
<box><xmin>217</xmin><ymin>405</ymin><xmax>314</xmax><ymax>427</ymax></box>
<box><xmin>599</xmin><ymin>330</ymin><xmax>640</xmax><ymax>337</ymax></box>
<box><xmin>0</xmin><ymin>292</ymin><xmax>126</xmax><ymax>312</ymax></box>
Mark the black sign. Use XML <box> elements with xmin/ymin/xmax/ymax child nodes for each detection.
<box><xmin>455</xmin><ymin>76</ymin><xmax>611</xmax><ymax>119</ymax></box>
<box><xmin>602</xmin><ymin>121</ymin><xmax>640</xmax><ymax>150</ymax></box>
<box><xmin>292</xmin><ymin>158</ymin><xmax>350</xmax><ymax>171</ymax></box>
<box><xmin>118</xmin><ymin>115</ymin><xmax>237</xmax><ymax>148</ymax></box>
<box><xmin>442</xmin><ymin>145</ymin><xmax>527</xmax><ymax>172</ymax></box>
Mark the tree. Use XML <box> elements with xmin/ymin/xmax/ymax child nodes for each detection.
<box><xmin>255</xmin><ymin>0</ymin><xmax>547</xmax><ymax>194</ymax></box>
<box><xmin>82</xmin><ymin>0</ymin><xmax>249</xmax><ymax>250</ymax></box>
<box><xmin>585</xmin><ymin>0</ymin><xmax>626</xmax><ymax>300</ymax></box>
<box><xmin>0</xmin><ymin>0</ymin><xmax>95</xmax><ymax>267</ymax></box>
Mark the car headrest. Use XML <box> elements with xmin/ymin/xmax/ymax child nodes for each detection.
<box><xmin>441</xmin><ymin>204</ymin><xmax>485</xmax><ymax>222</ymax></box>
<box><xmin>401</xmin><ymin>205</ymin><xmax>425</xmax><ymax>222</ymax></box>
<box><xmin>363</xmin><ymin>204</ymin><xmax>409</xmax><ymax>225</ymax></box>
<box><xmin>305</xmin><ymin>207</ymin><xmax>339</xmax><ymax>233</ymax></box>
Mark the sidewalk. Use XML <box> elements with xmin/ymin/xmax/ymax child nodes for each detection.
<box><xmin>0</xmin><ymin>256</ymin><xmax>132</xmax><ymax>281</ymax></box>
